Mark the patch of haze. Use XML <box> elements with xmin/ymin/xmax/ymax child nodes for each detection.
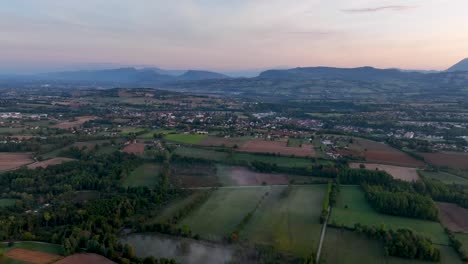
<box><xmin>121</xmin><ymin>233</ymin><xmax>234</xmax><ymax>264</ymax></box>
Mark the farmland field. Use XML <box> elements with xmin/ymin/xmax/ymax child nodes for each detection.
<box><xmin>124</xmin><ymin>163</ymin><xmax>160</xmax><ymax>187</ymax></box>
<box><xmin>419</xmin><ymin>152</ymin><xmax>468</xmax><ymax>170</ymax></box>
<box><xmin>418</xmin><ymin>170</ymin><xmax>468</xmax><ymax>185</ymax></box>
<box><xmin>54</xmin><ymin>116</ymin><xmax>97</xmax><ymax>129</ymax></box>
<box><xmin>330</xmin><ymin>186</ymin><xmax>449</xmax><ymax>245</ymax></box>
<box><xmin>179</xmin><ymin>187</ymin><xmax>270</xmax><ymax>241</ymax></box>
<box><xmin>122</xmin><ymin>142</ymin><xmax>146</xmax><ymax>155</ymax></box>
<box><xmin>238</xmin><ymin>139</ymin><xmax>316</xmax><ymax>157</ymax></box>
<box><xmin>321</xmin><ymin>228</ymin><xmax>462</xmax><ymax>264</ymax></box>
<box><xmin>437</xmin><ymin>202</ymin><xmax>468</xmax><ymax>233</ymax></box>
<box><xmin>230</xmin><ymin>152</ymin><xmax>315</xmax><ymax>168</ymax></box>
<box><xmin>240</xmin><ymin>185</ymin><xmax>326</xmax><ymax>257</ymax></box>
<box><xmin>349</xmin><ymin>163</ymin><xmax>419</xmax><ymax>182</ymax></box>
<box><xmin>139</xmin><ymin>129</ymin><xmax>175</xmax><ymax>139</ymax></box>
<box><xmin>153</xmin><ymin>191</ymin><xmax>207</xmax><ymax>224</ymax></box>
<box><xmin>200</xmin><ymin>136</ymin><xmax>248</xmax><ymax>148</ymax></box>
<box><xmin>173</xmin><ymin>146</ymin><xmax>316</xmax><ymax>168</ymax></box>
<box><xmin>55</xmin><ymin>254</ymin><xmax>116</xmax><ymax>264</ymax></box>
<box><xmin>343</xmin><ymin>138</ymin><xmax>424</xmax><ymax>167</ymax></box>
<box><xmin>216</xmin><ymin>165</ymin><xmax>289</xmax><ymax>186</ymax></box>
<box><xmin>0</xmin><ymin>152</ymin><xmax>34</xmax><ymax>172</ymax></box>
<box><xmin>171</xmin><ymin>163</ymin><xmax>220</xmax><ymax>188</ymax></box>
<box><xmin>173</xmin><ymin>147</ymin><xmax>229</xmax><ymax>161</ymax></box>
<box><xmin>0</xmin><ymin>241</ymin><xmax>63</xmax><ymax>264</ymax></box>
<box><xmin>164</xmin><ymin>133</ymin><xmax>208</xmax><ymax>144</ymax></box>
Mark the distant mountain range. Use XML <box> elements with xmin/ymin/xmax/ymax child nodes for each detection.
<box><xmin>1</xmin><ymin>58</ymin><xmax>467</xmax><ymax>86</ymax></box>
<box><xmin>258</xmin><ymin>66</ymin><xmax>426</xmax><ymax>81</ymax></box>
<box><xmin>39</xmin><ymin>68</ymin><xmax>229</xmax><ymax>83</ymax></box>
<box><xmin>447</xmin><ymin>58</ymin><xmax>468</xmax><ymax>72</ymax></box>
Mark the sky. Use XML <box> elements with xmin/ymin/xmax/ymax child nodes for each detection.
<box><xmin>1</xmin><ymin>0</ymin><xmax>467</xmax><ymax>74</ymax></box>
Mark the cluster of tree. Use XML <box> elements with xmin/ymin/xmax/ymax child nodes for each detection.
<box><xmin>362</xmin><ymin>184</ymin><xmax>438</xmax><ymax>221</ymax></box>
<box><xmin>417</xmin><ymin>177</ymin><xmax>468</xmax><ymax>209</ymax></box>
<box><xmin>338</xmin><ymin>168</ymin><xmax>394</xmax><ymax>185</ymax></box>
<box><xmin>0</xmin><ymin>152</ymin><xmax>141</xmax><ymax>196</ymax></box>
<box><xmin>354</xmin><ymin>224</ymin><xmax>441</xmax><ymax>262</ymax></box>
<box><xmin>320</xmin><ymin>181</ymin><xmax>340</xmax><ymax>223</ymax></box>
<box><xmin>0</xmin><ymin>150</ymin><xmax>190</xmax><ymax>264</ymax></box>
<box><xmin>448</xmin><ymin>231</ymin><xmax>468</xmax><ymax>262</ymax></box>
<box><xmin>250</xmin><ymin>160</ymin><xmax>341</xmax><ymax>178</ymax></box>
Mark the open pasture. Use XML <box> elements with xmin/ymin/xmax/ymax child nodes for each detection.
<box><xmin>124</xmin><ymin>163</ymin><xmax>160</xmax><ymax>187</ymax></box>
<box><xmin>437</xmin><ymin>202</ymin><xmax>468</xmax><ymax>233</ymax></box>
<box><xmin>164</xmin><ymin>133</ymin><xmax>207</xmax><ymax>145</ymax></box>
<box><xmin>139</xmin><ymin>129</ymin><xmax>175</xmax><ymax>139</ymax></box>
<box><xmin>240</xmin><ymin>185</ymin><xmax>325</xmax><ymax>257</ymax></box>
<box><xmin>53</xmin><ymin>116</ymin><xmax>97</xmax><ymax>129</ymax></box>
<box><xmin>171</xmin><ymin>163</ymin><xmax>219</xmax><ymax>188</ymax></box>
<box><xmin>200</xmin><ymin>136</ymin><xmax>247</xmax><ymax>148</ymax></box>
<box><xmin>153</xmin><ymin>191</ymin><xmax>206</xmax><ymax>224</ymax></box>
<box><xmin>238</xmin><ymin>140</ymin><xmax>316</xmax><ymax>157</ymax></box>
<box><xmin>0</xmin><ymin>152</ymin><xmax>34</xmax><ymax>171</ymax></box>
<box><xmin>419</xmin><ymin>152</ymin><xmax>468</xmax><ymax>170</ymax></box>
<box><xmin>345</xmin><ymin>138</ymin><xmax>424</xmax><ymax>167</ymax></box>
<box><xmin>349</xmin><ymin>163</ymin><xmax>419</xmax><ymax>182</ymax></box>
<box><xmin>418</xmin><ymin>170</ymin><xmax>468</xmax><ymax>185</ymax></box>
<box><xmin>330</xmin><ymin>186</ymin><xmax>449</xmax><ymax>245</ymax></box>
<box><xmin>173</xmin><ymin>147</ymin><xmax>229</xmax><ymax>161</ymax></box>
<box><xmin>321</xmin><ymin>228</ymin><xmax>462</xmax><ymax>264</ymax></box>
<box><xmin>122</xmin><ymin>142</ymin><xmax>146</xmax><ymax>155</ymax></box>
<box><xmin>174</xmin><ymin>146</ymin><xmax>319</xmax><ymax>168</ymax></box>
<box><xmin>231</xmin><ymin>152</ymin><xmax>314</xmax><ymax>168</ymax></box>
<box><xmin>179</xmin><ymin>187</ymin><xmax>269</xmax><ymax>241</ymax></box>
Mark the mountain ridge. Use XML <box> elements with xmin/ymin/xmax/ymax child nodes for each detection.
<box><xmin>447</xmin><ymin>58</ymin><xmax>468</xmax><ymax>72</ymax></box>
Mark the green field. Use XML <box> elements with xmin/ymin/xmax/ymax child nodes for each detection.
<box><xmin>419</xmin><ymin>170</ymin><xmax>468</xmax><ymax>185</ymax></box>
<box><xmin>455</xmin><ymin>233</ymin><xmax>468</xmax><ymax>255</ymax></box>
<box><xmin>0</xmin><ymin>199</ymin><xmax>17</xmax><ymax>208</ymax></box>
<box><xmin>330</xmin><ymin>186</ymin><xmax>449</xmax><ymax>245</ymax></box>
<box><xmin>139</xmin><ymin>129</ymin><xmax>176</xmax><ymax>139</ymax></box>
<box><xmin>240</xmin><ymin>185</ymin><xmax>326</xmax><ymax>257</ymax></box>
<box><xmin>174</xmin><ymin>146</ymin><xmax>320</xmax><ymax>168</ymax></box>
<box><xmin>174</xmin><ymin>147</ymin><xmax>229</xmax><ymax>161</ymax></box>
<box><xmin>152</xmin><ymin>191</ymin><xmax>205</xmax><ymax>224</ymax></box>
<box><xmin>164</xmin><ymin>133</ymin><xmax>207</xmax><ymax>144</ymax></box>
<box><xmin>230</xmin><ymin>152</ymin><xmax>315</xmax><ymax>168</ymax></box>
<box><xmin>123</xmin><ymin>163</ymin><xmax>160</xmax><ymax>187</ymax></box>
<box><xmin>179</xmin><ymin>187</ymin><xmax>269</xmax><ymax>241</ymax></box>
<box><xmin>321</xmin><ymin>228</ymin><xmax>462</xmax><ymax>264</ymax></box>
<box><xmin>120</xmin><ymin>127</ymin><xmax>147</xmax><ymax>135</ymax></box>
